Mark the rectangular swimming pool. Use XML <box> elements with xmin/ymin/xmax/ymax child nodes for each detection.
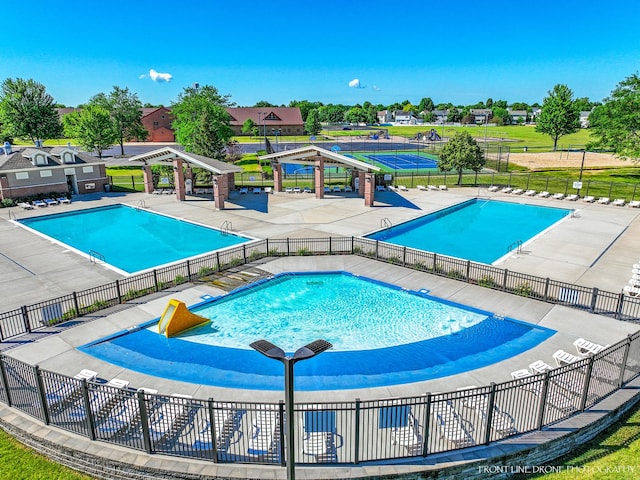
<box><xmin>18</xmin><ymin>204</ymin><xmax>252</xmax><ymax>274</ymax></box>
<box><xmin>366</xmin><ymin>199</ymin><xmax>571</xmax><ymax>264</ymax></box>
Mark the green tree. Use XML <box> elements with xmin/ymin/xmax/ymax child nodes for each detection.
<box><xmin>91</xmin><ymin>86</ymin><xmax>147</xmax><ymax>155</ymax></box>
<box><xmin>288</xmin><ymin>100</ymin><xmax>323</xmax><ymax>121</ymax></box>
<box><xmin>438</xmin><ymin>131</ymin><xmax>485</xmax><ymax>185</ymax></box>
<box><xmin>171</xmin><ymin>84</ymin><xmax>234</xmax><ymax>158</ymax></box>
<box><xmin>447</xmin><ymin>108</ymin><xmax>461</xmax><ymax>123</ymax></box>
<box><xmin>418</xmin><ymin>97</ymin><xmax>435</xmax><ymax>112</ymax></box>
<box><xmin>0</xmin><ymin>78</ymin><xmax>63</xmax><ymax>143</ymax></box>
<box><xmin>63</xmin><ymin>104</ymin><xmax>117</xmax><ymax>158</ymax></box>
<box><xmin>253</xmin><ymin>100</ymin><xmax>276</xmax><ymax>107</ymax></box>
<box><xmin>344</xmin><ymin>106</ymin><xmax>368</xmax><ymax>124</ymax></box>
<box><xmin>535</xmin><ymin>84</ymin><xmax>580</xmax><ymax>151</ymax></box>
<box><xmin>304</xmin><ymin>109</ymin><xmax>322</xmax><ymax>135</ymax></box>
<box><xmin>588</xmin><ymin>73</ymin><xmax>640</xmax><ymax>161</ymax></box>
<box><xmin>242</xmin><ymin>118</ymin><xmax>257</xmax><ymax>136</ymax></box>
<box><xmin>492</xmin><ymin>107</ymin><xmax>511</xmax><ymax>125</ymax></box>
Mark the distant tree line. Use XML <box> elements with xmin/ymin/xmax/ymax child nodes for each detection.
<box><xmin>1</xmin><ymin>75</ymin><xmax>638</xmax><ymax>162</ymax></box>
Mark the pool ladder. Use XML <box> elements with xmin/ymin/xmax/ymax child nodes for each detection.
<box><xmin>221</xmin><ymin>220</ymin><xmax>233</xmax><ymax>235</ymax></box>
<box><xmin>381</xmin><ymin>218</ymin><xmax>392</xmax><ymax>228</ymax></box>
<box><xmin>89</xmin><ymin>250</ymin><xmax>106</xmax><ymax>264</ymax></box>
<box><xmin>507</xmin><ymin>240</ymin><xmax>523</xmax><ymax>254</ymax></box>
<box><xmin>136</xmin><ymin>200</ymin><xmax>146</xmax><ymax>210</ymax></box>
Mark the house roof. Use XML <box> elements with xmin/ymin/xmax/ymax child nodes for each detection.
<box><xmin>0</xmin><ymin>147</ymin><xmax>95</xmax><ymax>171</ymax></box>
<box><xmin>225</xmin><ymin>107</ymin><xmax>303</xmax><ymax>127</ymax></box>
<box><xmin>128</xmin><ymin>147</ymin><xmax>243</xmax><ymax>175</ymax></box>
<box><xmin>141</xmin><ymin>106</ymin><xmax>171</xmax><ymax>118</ymax></box>
<box><xmin>259</xmin><ymin>145</ymin><xmax>380</xmax><ymax>172</ymax></box>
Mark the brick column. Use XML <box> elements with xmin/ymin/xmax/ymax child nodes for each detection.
<box><xmin>273</xmin><ymin>163</ymin><xmax>283</xmax><ymax>192</ymax></box>
<box><xmin>226</xmin><ymin>172</ymin><xmax>235</xmax><ymax>195</ymax></box>
<box><xmin>358</xmin><ymin>171</ymin><xmax>366</xmax><ymax>197</ymax></box>
<box><xmin>364</xmin><ymin>173</ymin><xmax>375</xmax><ymax>207</ymax></box>
<box><xmin>173</xmin><ymin>159</ymin><xmax>186</xmax><ymax>201</ymax></box>
<box><xmin>143</xmin><ymin>165</ymin><xmax>154</xmax><ymax>194</ymax></box>
<box><xmin>184</xmin><ymin>167</ymin><xmax>193</xmax><ymax>195</ymax></box>
<box><xmin>213</xmin><ymin>175</ymin><xmax>228</xmax><ymax>209</ymax></box>
<box><xmin>314</xmin><ymin>157</ymin><xmax>325</xmax><ymax>199</ymax></box>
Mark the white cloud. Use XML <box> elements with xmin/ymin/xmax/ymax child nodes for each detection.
<box><xmin>372</xmin><ymin>85</ymin><xmax>380</xmax><ymax>91</ymax></box>
<box><xmin>348</xmin><ymin>78</ymin><xmax>365</xmax><ymax>89</ymax></box>
<box><xmin>148</xmin><ymin>69</ymin><xmax>173</xmax><ymax>83</ymax></box>
<box><xmin>138</xmin><ymin>74</ymin><xmax>147</xmax><ymax>79</ymax></box>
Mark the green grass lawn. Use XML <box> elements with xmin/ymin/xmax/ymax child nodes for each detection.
<box><xmin>525</xmin><ymin>401</ymin><xmax>640</xmax><ymax>479</ymax></box>
<box><xmin>0</xmin><ymin>428</ymin><xmax>92</xmax><ymax>479</ymax></box>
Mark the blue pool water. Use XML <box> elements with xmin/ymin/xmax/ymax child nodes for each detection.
<box><xmin>19</xmin><ymin>205</ymin><xmax>251</xmax><ymax>274</ymax></box>
<box><xmin>367</xmin><ymin>199</ymin><xmax>570</xmax><ymax>264</ymax></box>
<box><xmin>80</xmin><ymin>272</ymin><xmax>555</xmax><ymax>390</ymax></box>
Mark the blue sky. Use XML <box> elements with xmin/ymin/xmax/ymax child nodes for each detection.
<box><xmin>1</xmin><ymin>0</ymin><xmax>637</xmax><ymax>108</ymax></box>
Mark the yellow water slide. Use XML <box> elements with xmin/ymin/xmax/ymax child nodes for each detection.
<box><xmin>158</xmin><ymin>299</ymin><xmax>210</xmax><ymax>337</ymax></box>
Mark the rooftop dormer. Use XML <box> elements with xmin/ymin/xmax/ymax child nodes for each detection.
<box><xmin>21</xmin><ymin>148</ymin><xmax>50</xmax><ymax>167</ymax></box>
<box><xmin>50</xmin><ymin>146</ymin><xmax>77</xmax><ymax>164</ymax></box>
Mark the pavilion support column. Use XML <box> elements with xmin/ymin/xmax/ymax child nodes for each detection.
<box><xmin>364</xmin><ymin>173</ymin><xmax>375</xmax><ymax>207</ymax></box>
<box><xmin>358</xmin><ymin>171</ymin><xmax>366</xmax><ymax>197</ymax></box>
<box><xmin>273</xmin><ymin>163</ymin><xmax>283</xmax><ymax>193</ymax></box>
<box><xmin>314</xmin><ymin>156</ymin><xmax>325</xmax><ymax>199</ymax></box>
<box><xmin>226</xmin><ymin>172</ymin><xmax>235</xmax><ymax>197</ymax></box>
<box><xmin>143</xmin><ymin>165</ymin><xmax>154</xmax><ymax>194</ymax></box>
<box><xmin>213</xmin><ymin>175</ymin><xmax>228</xmax><ymax>210</ymax></box>
<box><xmin>173</xmin><ymin>159</ymin><xmax>186</xmax><ymax>201</ymax></box>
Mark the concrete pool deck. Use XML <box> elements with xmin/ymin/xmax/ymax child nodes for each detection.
<box><xmin>1</xmin><ymin>186</ymin><xmax>640</xmax><ymax>477</ymax></box>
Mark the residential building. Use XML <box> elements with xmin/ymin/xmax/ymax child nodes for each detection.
<box><xmin>394</xmin><ymin>110</ymin><xmax>420</xmax><ymax>124</ymax></box>
<box><xmin>507</xmin><ymin>109</ymin><xmax>528</xmax><ymax>124</ymax></box>
<box><xmin>377</xmin><ymin>110</ymin><xmax>393</xmax><ymax>124</ymax></box>
<box><xmin>470</xmin><ymin>109</ymin><xmax>493</xmax><ymax>124</ymax></box>
<box><xmin>141</xmin><ymin>107</ymin><xmax>174</xmax><ymax>142</ymax></box>
<box><xmin>0</xmin><ymin>144</ymin><xmax>108</xmax><ymax>200</ymax></box>
<box><xmin>226</xmin><ymin>107</ymin><xmax>304</xmax><ymax>136</ymax></box>
<box><xmin>580</xmin><ymin>111</ymin><xmax>592</xmax><ymax>128</ymax></box>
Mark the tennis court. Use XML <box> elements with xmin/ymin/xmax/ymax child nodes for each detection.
<box><xmin>362</xmin><ymin>153</ymin><xmax>438</xmax><ymax>171</ymax></box>
<box><xmin>282</xmin><ymin>164</ymin><xmax>346</xmax><ymax>175</ymax></box>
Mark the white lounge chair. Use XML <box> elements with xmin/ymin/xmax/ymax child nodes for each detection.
<box><xmin>417</xmin><ymin>185</ymin><xmax>427</xmax><ymax>191</ymax></box>
<box><xmin>427</xmin><ymin>185</ymin><xmax>438</xmax><ymax>191</ymax></box>
<box><xmin>529</xmin><ymin>360</ymin><xmax>554</xmax><ymax>374</ymax></box>
<box><xmin>344</xmin><ymin>185</ymin><xmax>353</xmax><ymax>192</ymax></box>
<box><xmin>302</xmin><ymin>410</ymin><xmax>339</xmax><ymax>459</ymax></box>
<box><xmin>538</xmin><ymin>191</ymin><xmax>550</xmax><ymax>198</ymax></box>
<box><xmin>324</xmin><ymin>186</ymin><xmax>331</xmax><ymax>193</ymax></box>
<box><xmin>597</xmin><ymin>197</ymin><xmax>610</xmax><ymax>204</ymax></box>
<box><xmin>552</xmin><ymin>349</ymin><xmax>581</xmax><ymax>366</ymax></box>
<box><xmin>398</xmin><ymin>185</ymin><xmax>409</xmax><ymax>192</ymax></box>
<box><xmin>501</xmin><ymin>187</ymin><xmax>513</xmax><ymax>193</ymax></box>
<box><xmin>247</xmin><ymin>409</ymin><xmax>279</xmax><ymax>456</ymax></box>
<box><xmin>387</xmin><ymin>185</ymin><xmax>397</xmax><ymax>191</ymax></box>
<box><xmin>583</xmin><ymin>196</ymin><xmax>595</xmax><ymax>203</ymax></box>
<box><xmin>459</xmin><ymin>387</ymin><xmax>516</xmax><ymax>436</ymax></box>
<box><xmin>439</xmin><ymin>185</ymin><xmax>448</xmax><ymax>191</ymax></box>
<box><xmin>488</xmin><ymin>185</ymin><xmax>499</xmax><ymax>192</ymax></box>
<box><xmin>46</xmin><ymin>369</ymin><xmax>98</xmax><ymax>410</ymax></box>
<box><xmin>629</xmin><ymin>200</ymin><xmax>640</xmax><ymax>208</ymax></box>
<box><xmin>239</xmin><ymin>187</ymin><xmax>249</xmax><ymax>194</ymax></box>
<box><xmin>67</xmin><ymin>378</ymin><xmax>130</xmax><ymax>422</ymax></box>
<box><xmin>612</xmin><ymin>198</ymin><xmax>625</xmax><ymax>206</ymax></box>
<box><xmin>552</xmin><ymin>193</ymin><xmax>565</xmax><ymax>200</ymax></box>
<box><xmin>431</xmin><ymin>400</ymin><xmax>474</xmax><ymax>447</ymax></box>
<box><xmin>524</xmin><ymin>189</ymin><xmax>536</xmax><ymax>196</ymax></box>
<box><xmin>512</xmin><ymin>188</ymin><xmax>524</xmax><ymax>195</ymax></box>
<box><xmin>252</xmin><ymin>187</ymin><xmax>262</xmax><ymax>194</ymax></box>
<box><xmin>18</xmin><ymin>202</ymin><xmax>34</xmax><ymax>209</ymax></box>
<box><xmin>375</xmin><ymin>185</ymin><xmax>385</xmax><ymax>192</ymax></box>
<box><xmin>566</xmin><ymin>194</ymin><xmax>579</xmax><ymax>201</ymax></box>
<box><xmin>303</xmin><ymin>187</ymin><xmax>312</xmax><ymax>193</ymax></box>
<box><xmin>192</xmin><ymin>405</ymin><xmax>236</xmax><ymax>450</ymax></box>
<box><xmin>95</xmin><ymin>387</ymin><xmax>157</xmax><ymax>438</ymax></box>
<box><xmin>57</xmin><ymin>197</ymin><xmax>71</xmax><ymax>204</ymax></box>
<box><xmin>293</xmin><ymin>187</ymin><xmax>301</xmax><ymax>193</ymax></box>
<box><xmin>264</xmin><ymin>187</ymin><xmax>272</xmax><ymax>194</ymax></box>
<box><xmin>285</xmin><ymin>187</ymin><xmax>293</xmax><ymax>193</ymax></box>
<box><xmin>624</xmin><ymin>285</ymin><xmax>640</xmax><ymax>296</ymax></box>
<box><xmin>32</xmin><ymin>199</ymin><xmax>47</xmax><ymax>208</ymax></box>
<box><xmin>574</xmin><ymin>338</ymin><xmax>606</xmax><ymax>355</ymax></box>
<box><xmin>510</xmin><ymin>369</ymin><xmax>532</xmax><ymax>380</ymax></box>
<box><xmin>333</xmin><ymin>186</ymin><xmax>342</xmax><ymax>192</ymax></box>
<box><xmin>147</xmin><ymin>394</ymin><xmax>192</xmax><ymax>442</ymax></box>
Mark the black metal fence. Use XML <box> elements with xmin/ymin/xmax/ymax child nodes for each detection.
<box><xmin>1</xmin><ymin>236</ymin><xmax>639</xmax><ymax>343</ymax></box>
<box><xmin>0</xmin><ymin>331</ymin><xmax>639</xmax><ymax>466</ymax></box>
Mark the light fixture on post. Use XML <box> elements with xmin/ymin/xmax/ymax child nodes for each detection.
<box><xmin>249</xmin><ymin>339</ymin><xmax>333</xmax><ymax>480</ymax></box>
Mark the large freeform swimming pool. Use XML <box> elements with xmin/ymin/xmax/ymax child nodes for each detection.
<box><xmin>80</xmin><ymin>272</ymin><xmax>555</xmax><ymax>390</ymax></box>
<box><xmin>366</xmin><ymin>199</ymin><xmax>570</xmax><ymax>264</ymax></box>
<box><xmin>18</xmin><ymin>204</ymin><xmax>251</xmax><ymax>274</ymax></box>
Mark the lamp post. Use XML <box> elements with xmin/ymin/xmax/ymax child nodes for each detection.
<box><xmin>250</xmin><ymin>339</ymin><xmax>333</xmax><ymax>480</ymax></box>
<box><xmin>257</xmin><ymin>112</ymin><xmax>263</xmax><ymax>151</ymax></box>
